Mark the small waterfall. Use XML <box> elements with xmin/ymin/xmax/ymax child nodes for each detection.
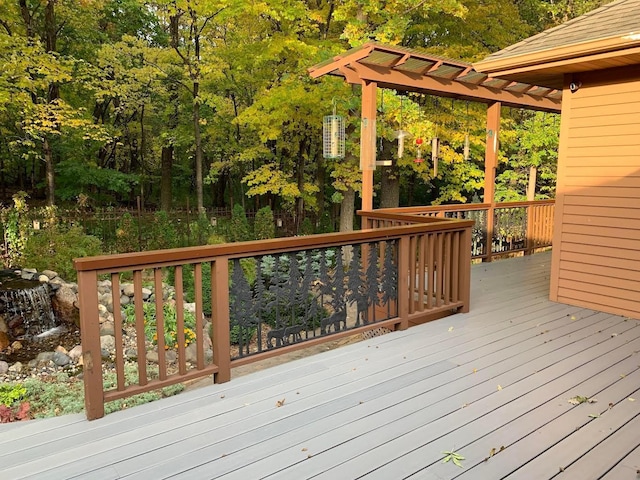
<box><xmin>0</xmin><ymin>271</ymin><xmax>59</xmax><ymax>339</ymax></box>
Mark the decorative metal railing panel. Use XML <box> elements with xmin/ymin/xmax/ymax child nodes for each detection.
<box><xmin>229</xmin><ymin>242</ymin><xmax>398</xmax><ymax>359</ymax></box>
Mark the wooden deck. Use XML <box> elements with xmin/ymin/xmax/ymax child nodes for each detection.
<box><xmin>3</xmin><ymin>251</ymin><xmax>640</xmax><ymax>479</ymax></box>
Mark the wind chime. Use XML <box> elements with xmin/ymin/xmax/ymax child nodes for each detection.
<box><xmin>431</xmin><ymin>97</ymin><xmax>440</xmax><ymax>177</ymax></box>
<box><xmin>395</xmin><ymin>95</ymin><xmax>410</xmax><ymax>160</ymax></box>
<box><xmin>323</xmin><ymin>99</ymin><xmax>345</xmax><ymax>160</ymax></box>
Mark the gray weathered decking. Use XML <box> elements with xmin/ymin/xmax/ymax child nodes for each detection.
<box><xmin>3</xmin><ymin>251</ymin><xmax>640</xmax><ymax>479</ymax></box>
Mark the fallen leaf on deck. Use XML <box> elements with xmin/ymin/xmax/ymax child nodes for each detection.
<box><xmin>276</xmin><ymin>398</ymin><xmax>286</xmax><ymax>407</ymax></box>
<box><xmin>611</xmin><ymin>333</ymin><xmax>618</xmax><ymax>337</ymax></box>
<box><xmin>448</xmin><ymin>326</ymin><xmax>454</xmax><ymax>332</ymax></box>
<box><xmin>629</xmin><ymin>397</ymin><xmax>636</xmax><ymax>402</ymax></box>
<box><xmin>442</xmin><ymin>450</ymin><xmax>465</xmax><ymax>468</ymax></box>
<box><xmin>571</xmin><ymin>315</ymin><xmax>576</xmax><ymax>320</ymax></box>
<box><xmin>568</xmin><ymin>395</ymin><xmax>596</xmax><ymax>405</ymax></box>
<box><xmin>588</xmin><ymin>413</ymin><xmax>600</xmax><ymax>418</ymax></box>
<box><xmin>497</xmin><ymin>385</ymin><xmax>502</xmax><ymax>391</ymax></box>
<box><xmin>302</xmin><ymin>448</ymin><xmax>308</xmax><ymax>452</ymax></box>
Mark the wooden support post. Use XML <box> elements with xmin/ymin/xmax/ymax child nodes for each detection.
<box><xmin>212</xmin><ymin>257</ymin><xmax>231</xmax><ymax>383</ymax></box>
<box><xmin>484</xmin><ymin>101</ymin><xmax>501</xmax><ymax>262</ymax></box>
<box><xmin>360</xmin><ymin>80</ymin><xmax>377</xmax><ymax>211</ymax></box>
<box><xmin>78</xmin><ymin>269</ymin><xmax>105</xmax><ymax>420</ymax></box>
<box><xmin>459</xmin><ymin>227</ymin><xmax>472</xmax><ymax>313</ymax></box>
<box><xmin>397</xmin><ymin>236</ymin><xmax>410</xmax><ymax>330</ymax></box>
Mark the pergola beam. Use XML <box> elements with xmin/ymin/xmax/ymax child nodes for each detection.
<box><xmin>342</xmin><ymin>63</ymin><xmax>560</xmax><ymax>113</ymax></box>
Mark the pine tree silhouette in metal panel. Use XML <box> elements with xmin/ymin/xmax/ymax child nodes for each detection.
<box><xmin>364</xmin><ymin>242</ymin><xmax>381</xmax><ymax>324</ymax></box>
<box><xmin>346</xmin><ymin>244</ymin><xmax>367</xmax><ymax>327</ymax></box>
<box><xmin>254</xmin><ymin>256</ymin><xmax>266</xmax><ymax>352</ymax></box>
<box><xmin>266</xmin><ymin>255</ymin><xmax>287</xmax><ymax>348</ymax></box>
<box><xmin>230</xmin><ymin>259</ymin><xmax>257</xmax><ymax>357</ymax></box>
<box><xmin>381</xmin><ymin>240</ymin><xmax>398</xmax><ymax>318</ymax></box>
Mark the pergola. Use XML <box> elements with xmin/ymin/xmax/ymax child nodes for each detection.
<box><xmin>308</xmin><ymin>42</ymin><xmax>562</xmax><ymax>212</ymax></box>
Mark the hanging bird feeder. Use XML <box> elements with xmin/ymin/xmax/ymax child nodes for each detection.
<box><xmin>395</xmin><ymin>96</ymin><xmax>410</xmax><ymax>159</ymax></box>
<box><xmin>414</xmin><ymin>137</ymin><xmax>424</xmax><ymax>164</ymax></box>
<box><xmin>323</xmin><ymin>100</ymin><xmax>345</xmax><ymax>159</ymax></box>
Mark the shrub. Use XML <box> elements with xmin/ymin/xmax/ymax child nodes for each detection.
<box><xmin>115</xmin><ymin>213</ymin><xmax>139</xmax><ymax>253</ymax></box>
<box><xmin>148</xmin><ymin>211</ymin><xmax>179</xmax><ymax>250</ymax></box>
<box><xmin>254</xmin><ymin>206</ymin><xmax>275</xmax><ymax>240</ymax></box>
<box><xmin>229</xmin><ymin>204</ymin><xmax>251</xmax><ymax>242</ymax></box>
<box><xmin>22</xmin><ymin>225</ymin><xmax>103</xmax><ymax>281</ymax></box>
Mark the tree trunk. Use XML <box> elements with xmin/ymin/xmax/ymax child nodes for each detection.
<box><xmin>380</xmin><ymin>165</ymin><xmax>400</xmax><ymax>208</ymax></box>
<box><xmin>160</xmin><ymin>145</ymin><xmax>173</xmax><ymax>211</ymax></box>
<box><xmin>44</xmin><ymin>137</ymin><xmax>54</xmax><ymax>206</ymax></box>
<box><xmin>193</xmin><ymin>87</ymin><xmax>204</xmax><ymax>213</ymax></box>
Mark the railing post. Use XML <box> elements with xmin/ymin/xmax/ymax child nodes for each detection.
<box><xmin>212</xmin><ymin>257</ymin><xmax>231</xmax><ymax>383</ymax></box>
<box><xmin>77</xmin><ymin>269</ymin><xmax>105</xmax><ymax>420</ymax></box>
<box><xmin>459</xmin><ymin>226</ymin><xmax>472</xmax><ymax>313</ymax></box>
<box><xmin>397</xmin><ymin>236</ymin><xmax>410</xmax><ymax>330</ymax></box>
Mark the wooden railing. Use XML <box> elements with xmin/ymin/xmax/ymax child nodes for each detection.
<box><xmin>75</xmin><ymin>216</ymin><xmax>473</xmax><ymax>419</ymax></box>
<box><xmin>364</xmin><ymin>199</ymin><xmax>554</xmax><ymax>261</ymax></box>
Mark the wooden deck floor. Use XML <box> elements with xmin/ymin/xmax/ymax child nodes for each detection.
<box><xmin>3</xmin><ymin>251</ymin><xmax>640</xmax><ymax>479</ymax></box>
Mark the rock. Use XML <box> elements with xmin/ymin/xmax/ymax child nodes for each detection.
<box><xmin>165</xmin><ymin>350</ymin><xmax>177</xmax><ymax>363</ymax></box>
<box><xmin>42</xmin><ymin>269</ymin><xmax>59</xmax><ymax>280</ymax></box>
<box><xmin>147</xmin><ymin>350</ymin><xmax>159</xmax><ymax>363</ymax></box>
<box><xmin>97</xmin><ymin>279</ymin><xmax>112</xmax><ymax>289</ymax></box>
<box><xmin>98</xmin><ymin>292</ymin><xmax>111</xmax><ymax>304</ymax></box>
<box><xmin>0</xmin><ymin>361</ymin><xmax>8</xmax><ymax>374</ymax></box>
<box><xmin>21</xmin><ymin>271</ymin><xmax>35</xmax><ymax>280</ymax></box>
<box><xmin>100</xmin><ymin>335</ymin><xmax>115</xmax><ymax>351</ymax></box>
<box><xmin>124</xmin><ymin>348</ymin><xmax>137</xmax><ymax>359</ymax></box>
<box><xmin>11</xmin><ymin>341</ymin><xmax>22</xmax><ymax>351</ymax></box>
<box><xmin>100</xmin><ymin>321</ymin><xmax>115</xmax><ymax>336</ymax></box>
<box><xmin>122</xmin><ymin>284</ymin><xmax>135</xmax><ymax>297</ymax></box>
<box><xmin>98</xmin><ymin>303</ymin><xmax>109</xmax><ymax>316</ymax></box>
<box><xmin>100</xmin><ymin>312</ymin><xmax>114</xmax><ymax>324</ymax></box>
<box><xmin>120</xmin><ymin>295</ymin><xmax>130</xmax><ymax>306</ymax></box>
<box><xmin>184</xmin><ymin>303</ymin><xmax>197</xmax><ymax>314</ymax></box>
<box><xmin>8</xmin><ymin>362</ymin><xmax>23</xmax><ymax>373</ymax></box>
<box><xmin>97</xmin><ymin>285</ymin><xmax>111</xmax><ymax>295</ymax></box>
<box><xmin>55</xmin><ymin>345</ymin><xmax>68</xmax><ymax>355</ymax></box>
<box><xmin>48</xmin><ymin>277</ymin><xmax>65</xmax><ymax>286</ymax></box>
<box><xmin>185</xmin><ymin>343</ymin><xmax>198</xmax><ymax>363</ymax></box>
<box><xmin>0</xmin><ymin>316</ymin><xmax>7</xmax><ymax>334</ymax></box>
<box><xmin>142</xmin><ymin>288</ymin><xmax>153</xmax><ymax>300</ymax></box>
<box><xmin>52</xmin><ymin>285</ymin><xmax>80</xmax><ymax>326</ymax></box>
<box><xmin>68</xmin><ymin>345</ymin><xmax>82</xmax><ymax>361</ymax></box>
<box><xmin>0</xmin><ymin>332</ymin><xmax>10</xmax><ymax>351</ymax></box>
<box><xmin>36</xmin><ymin>352</ymin><xmax>55</xmax><ymax>364</ymax></box>
<box><xmin>38</xmin><ymin>274</ymin><xmax>50</xmax><ymax>282</ymax></box>
<box><xmin>52</xmin><ymin>351</ymin><xmax>71</xmax><ymax>366</ymax></box>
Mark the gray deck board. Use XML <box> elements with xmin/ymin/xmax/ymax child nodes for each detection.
<box><xmin>4</xmin><ymin>252</ymin><xmax>640</xmax><ymax>480</ymax></box>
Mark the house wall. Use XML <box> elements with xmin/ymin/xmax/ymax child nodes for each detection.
<box><xmin>550</xmin><ymin>65</ymin><xmax>640</xmax><ymax>320</ymax></box>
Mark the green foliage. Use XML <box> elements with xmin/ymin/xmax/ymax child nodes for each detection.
<box><xmin>148</xmin><ymin>211</ymin><xmax>179</xmax><ymax>251</ymax></box>
<box><xmin>254</xmin><ymin>206</ymin><xmax>275</xmax><ymax>240</ymax></box>
<box><xmin>22</xmin><ymin>225</ymin><xmax>103</xmax><ymax>281</ymax></box>
<box><xmin>0</xmin><ymin>192</ymin><xmax>31</xmax><ymax>268</ymax></box>
<box><xmin>115</xmin><ymin>213</ymin><xmax>140</xmax><ymax>253</ymax></box>
<box><xmin>189</xmin><ymin>213</ymin><xmax>215</xmax><ymax>246</ymax></box>
<box><xmin>122</xmin><ymin>301</ymin><xmax>197</xmax><ymax>350</ymax></box>
<box><xmin>19</xmin><ymin>366</ymin><xmax>185</xmax><ymax>418</ymax></box>
<box><xmin>0</xmin><ymin>383</ymin><xmax>27</xmax><ymax>407</ymax></box>
<box><xmin>229</xmin><ymin>204</ymin><xmax>251</xmax><ymax>242</ymax></box>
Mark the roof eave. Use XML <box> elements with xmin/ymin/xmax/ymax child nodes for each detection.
<box><xmin>474</xmin><ymin>33</ymin><xmax>640</xmax><ymax>75</ymax></box>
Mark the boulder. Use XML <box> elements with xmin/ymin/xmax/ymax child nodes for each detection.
<box><xmin>42</xmin><ymin>270</ymin><xmax>59</xmax><ymax>280</ymax></box>
<box><xmin>52</xmin><ymin>285</ymin><xmax>79</xmax><ymax>326</ymax></box>
<box><xmin>100</xmin><ymin>335</ymin><xmax>115</xmax><ymax>351</ymax></box>
<box><xmin>0</xmin><ymin>317</ymin><xmax>8</xmax><ymax>334</ymax></box>
<box><xmin>8</xmin><ymin>362</ymin><xmax>22</xmax><ymax>373</ymax></box>
<box><xmin>122</xmin><ymin>284</ymin><xmax>135</xmax><ymax>297</ymax></box>
<box><xmin>0</xmin><ymin>361</ymin><xmax>8</xmax><ymax>374</ymax></box>
<box><xmin>100</xmin><ymin>321</ymin><xmax>115</xmax><ymax>336</ymax></box>
<box><xmin>68</xmin><ymin>345</ymin><xmax>82</xmax><ymax>361</ymax></box>
<box><xmin>142</xmin><ymin>288</ymin><xmax>153</xmax><ymax>300</ymax></box>
<box><xmin>52</xmin><ymin>351</ymin><xmax>71</xmax><ymax>366</ymax></box>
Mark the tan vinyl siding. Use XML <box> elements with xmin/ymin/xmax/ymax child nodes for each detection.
<box><xmin>551</xmin><ymin>67</ymin><xmax>640</xmax><ymax>319</ymax></box>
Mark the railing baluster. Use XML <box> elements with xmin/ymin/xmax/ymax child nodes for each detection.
<box><xmin>194</xmin><ymin>263</ymin><xmax>204</xmax><ymax>370</ymax></box>
<box><xmin>418</xmin><ymin>234</ymin><xmax>426</xmax><ymax>312</ymax></box>
<box><xmin>174</xmin><ymin>266</ymin><xmax>186</xmax><ymax>375</ymax></box>
<box><xmin>409</xmin><ymin>235</ymin><xmax>417</xmax><ymax>314</ymax></box>
<box><xmin>110</xmin><ymin>273</ymin><xmax>125</xmax><ymax>391</ymax></box>
<box><xmin>133</xmin><ymin>270</ymin><xmax>148</xmax><ymax>386</ymax></box>
<box><xmin>154</xmin><ymin>268</ymin><xmax>167</xmax><ymax>380</ymax></box>
<box><xmin>452</xmin><ymin>231</ymin><xmax>460</xmax><ymax>303</ymax></box>
<box><xmin>444</xmin><ymin>232</ymin><xmax>452</xmax><ymax>305</ymax></box>
<box><xmin>213</xmin><ymin>258</ymin><xmax>231</xmax><ymax>383</ymax></box>
<box><xmin>427</xmin><ymin>233</ymin><xmax>435</xmax><ymax>310</ymax></box>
